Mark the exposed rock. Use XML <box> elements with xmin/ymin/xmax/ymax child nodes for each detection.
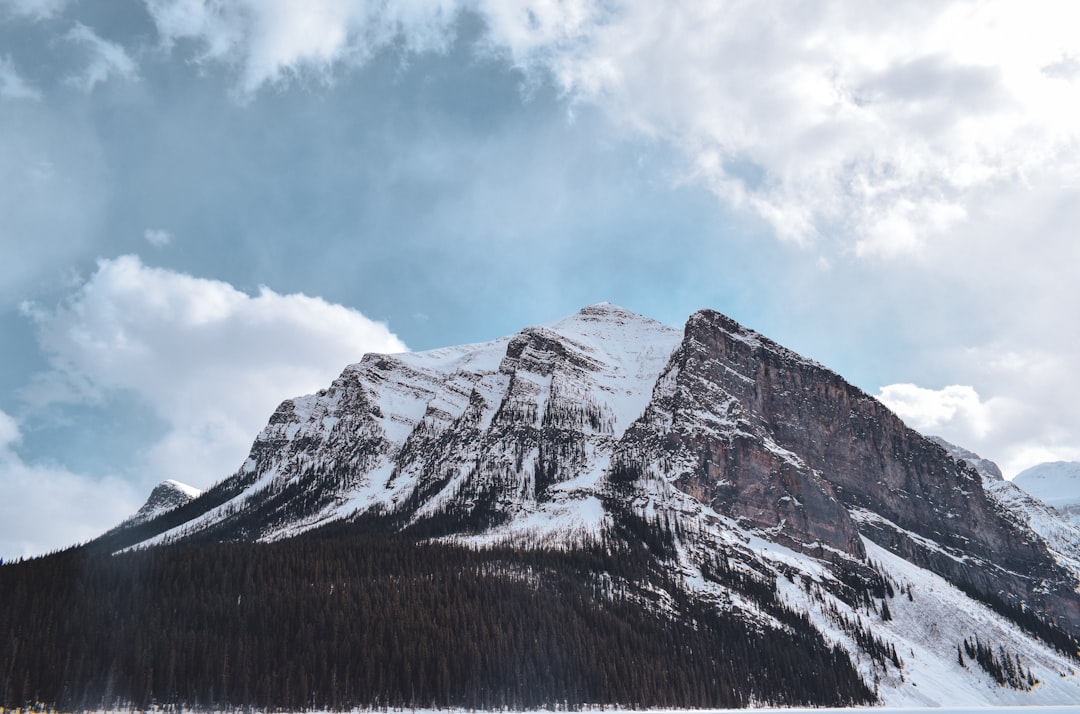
<box><xmin>125</xmin><ymin>479</ymin><xmax>202</xmax><ymax>527</ymax></box>
<box><xmin>929</xmin><ymin>435</ymin><xmax>1005</xmax><ymax>482</ymax></box>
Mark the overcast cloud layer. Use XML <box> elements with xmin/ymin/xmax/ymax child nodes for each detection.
<box><xmin>1</xmin><ymin>0</ymin><xmax>1078</xmax><ymax>558</ymax></box>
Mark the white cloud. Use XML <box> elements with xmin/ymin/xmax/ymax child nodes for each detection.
<box><xmin>144</xmin><ymin>228</ymin><xmax>171</xmax><ymax>247</ymax></box>
<box><xmin>877</xmin><ymin>383</ymin><xmax>993</xmax><ymax>441</ymax></box>
<box><xmin>140</xmin><ymin>1</ymin><xmax>1080</xmax><ymax>261</ymax></box>
<box><xmin>878</xmin><ymin>343</ymin><xmax>1080</xmax><ymax>478</ymax></box>
<box><xmin>145</xmin><ymin>0</ymin><xmax>461</xmax><ymax>95</ymax></box>
<box><xmin>0</xmin><ymin>0</ymin><xmax>68</xmax><ymax>20</ymax></box>
<box><xmin>0</xmin><ymin>409</ymin><xmax>19</xmax><ymax>448</ymax></box>
<box><xmin>0</xmin><ymin>408</ymin><xmax>142</xmax><ymax>560</ymax></box>
<box><xmin>0</xmin><ymin>55</ymin><xmax>41</xmax><ymax>100</ymax></box>
<box><xmin>65</xmin><ymin>22</ymin><xmax>139</xmax><ymax>92</ymax></box>
<box><xmin>22</xmin><ymin>255</ymin><xmax>408</xmax><ymax>490</ymax></box>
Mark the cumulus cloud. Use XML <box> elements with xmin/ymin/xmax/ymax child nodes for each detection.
<box><xmin>0</xmin><ymin>408</ymin><xmax>142</xmax><ymax>560</ymax></box>
<box><xmin>22</xmin><ymin>255</ymin><xmax>407</xmax><ymax>490</ymax></box>
<box><xmin>141</xmin><ymin>0</ymin><xmax>1080</xmax><ymax>258</ymax></box>
<box><xmin>878</xmin><ymin>342</ymin><xmax>1080</xmax><ymax>478</ymax></box>
<box><xmin>65</xmin><ymin>22</ymin><xmax>138</xmax><ymax>92</ymax></box>
<box><xmin>877</xmin><ymin>383</ymin><xmax>993</xmax><ymax>440</ymax></box>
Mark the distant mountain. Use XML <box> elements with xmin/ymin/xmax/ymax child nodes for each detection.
<box><xmin>1015</xmin><ymin>461</ymin><xmax>1080</xmax><ymax>515</ymax></box>
<box><xmin>124</xmin><ymin>479</ymin><xmax>202</xmax><ymax>527</ymax></box>
<box><xmin>4</xmin><ymin>304</ymin><xmax>1080</xmax><ymax>711</ymax></box>
<box><xmin>928</xmin><ymin>435</ymin><xmax>1004</xmax><ymax>481</ymax></box>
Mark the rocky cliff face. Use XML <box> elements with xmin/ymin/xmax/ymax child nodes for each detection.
<box><xmin>608</xmin><ymin>309</ymin><xmax>1079</xmax><ymax>631</ymax></box>
<box><xmin>96</xmin><ymin>304</ymin><xmax>1080</xmax><ymax>705</ymax></box>
<box><xmin>676</xmin><ymin>311</ymin><xmax>1075</xmax><ymax>622</ymax></box>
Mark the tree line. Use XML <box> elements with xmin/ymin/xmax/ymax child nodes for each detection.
<box><xmin>0</xmin><ymin>515</ymin><xmax>874</xmax><ymax>712</ymax></box>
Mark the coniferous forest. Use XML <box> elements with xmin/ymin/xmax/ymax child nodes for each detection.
<box><xmin>0</xmin><ymin>515</ymin><xmax>874</xmax><ymax>712</ymax></box>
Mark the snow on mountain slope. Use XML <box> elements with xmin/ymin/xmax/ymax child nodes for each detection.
<box><xmin>983</xmin><ymin>478</ymin><xmax>1080</xmax><ymax>584</ymax></box>
<box><xmin>848</xmin><ymin>539</ymin><xmax>1079</xmax><ymax>706</ymax></box>
<box><xmin>126</xmin><ymin>303</ymin><xmax>683</xmax><ymax>548</ymax></box>
<box><xmin>96</xmin><ymin>304</ymin><xmax>1080</xmax><ymax>706</ymax></box>
<box><xmin>123</xmin><ymin>479</ymin><xmax>202</xmax><ymax>527</ymax></box>
<box><xmin>922</xmin><ymin>437</ymin><xmax>1080</xmax><ymax>592</ymax></box>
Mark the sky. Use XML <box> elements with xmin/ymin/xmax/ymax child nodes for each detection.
<box><xmin>1</xmin><ymin>0</ymin><xmax>1079</xmax><ymax>559</ymax></box>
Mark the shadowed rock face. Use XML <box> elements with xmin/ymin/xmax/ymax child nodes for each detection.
<box><xmin>617</xmin><ymin>314</ymin><xmax>865</xmax><ymax>560</ymax></box>
<box><xmin>672</xmin><ymin>309</ymin><xmax>1080</xmax><ymax>630</ymax></box>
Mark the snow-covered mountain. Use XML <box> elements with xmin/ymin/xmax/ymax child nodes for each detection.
<box><xmin>95</xmin><ymin>304</ymin><xmax>1080</xmax><ymax>706</ymax></box>
<box><xmin>1015</xmin><ymin>462</ymin><xmax>1080</xmax><ymax>517</ymax></box>
<box><xmin>123</xmin><ymin>479</ymin><xmax>202</xmax><ymax>527</ymax></box>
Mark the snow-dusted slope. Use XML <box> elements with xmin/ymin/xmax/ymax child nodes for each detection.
<box><xmin>127</xmin><ymin>303</ymin><xmax>683</xmax><ymax>547</ymax></box>
<box><xmin>921</xmin><ymin>438</ymin><xmax>1080</xmax><ymax>592</ymax></box>
<box><xmin>984</xmin><ymin>478</ymin><xmax>1080</xmax><ymax>583</ymax></box>
<box><xmin>95</xmin><ymin>304</ymin><xmax>1080</xmax><ymax>706</ymax></box>
<box><xmin>929</xmin><ymin>435</ymin><xmax>1004</xmax><ymax>482</ymax></box>
<box><xmin>123</xmin><ymin>479</ymin><xmax>202</xmax><ymax>527</ymax></box>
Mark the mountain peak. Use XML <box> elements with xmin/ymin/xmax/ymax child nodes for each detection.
<box><xmin>552</xmin><ymin>302</ymin><xmax>670</xmax><ymax>332</ymax></box>
<box><xmin>928</xmin><ymin>435</ymin><xmax>1004</xmax><ymax>482</ymax></box>
<box><xmin>124</xmin><ymin>479</ymin><xmax>202</xmax><ymax>527</ymax></box>
<box><xmin>86</xmin><ymin>304</ymin><xmax>1080</xmax><ymax>707</ymax></box>
<box><xmin>575</xmin><ymin>301</ymin><xmax>636</xmax><ymax>317</ymax></box>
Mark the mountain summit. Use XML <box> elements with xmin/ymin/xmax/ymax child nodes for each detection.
<box><xmin>7</xmin><ymin>305</ymin><xmax>1080</xmax><ymax>710</ymax></box>
<box><xmin>124</xmin><ymin>479</ymin><xmax>202</xmax><ymax>527</ymax></box>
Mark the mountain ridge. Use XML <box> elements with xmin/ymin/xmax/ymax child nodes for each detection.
<box><xmin>9</xmin><ymin>303</ymin><xmax>1080</xmax><ymax>709</ymax></box>
<box><xmin>99</xmin><ymin>303</ymin><xmax>1080</xmax><ymax>642</ymax></box>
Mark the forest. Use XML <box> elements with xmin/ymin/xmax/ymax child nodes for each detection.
<box><xmin>0</xmin><ymin>512</ymin><xmax>875</xmax><ymax>712</ymax></box>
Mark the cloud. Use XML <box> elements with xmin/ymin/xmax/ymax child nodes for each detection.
<box><xmin>1042</xmin><ymin>53</ymin><xmax>1080</xmax><ymax>81</ymax></box>
<box><xmin>22</xmin><ymin>255</ymin><xmax>408</xmax><ymax>490</ymax></box>
<box><xmin>0</xmin><ymin>408</ymin><xmax>143</xmax><ymax>560</ymax></box>
<box><xmin>145</xmin><ymin>0</ymin><xmax>461</xmax><ymax>95</ymax></box>
<box><xmin>0</xmin><ymin>0</ymin><xmax>68</xmax><ymax>21</ymax></box>
<box><xmin>65</xmin><ymin>22</ymin><xmax>138</xmax><ymax>92</ymax></box>
<box><xmin>144</xmin><ymin>228</ymin><xmax>171</xmax><ymax>247</ymax></box>
<box><xmin>138</xmin><ymin>1</ymin><xmax>1080</xmax><ymax>261</ymax></box>
<box><xmin>877</xmin><ymin>340</ymin><xmax>1080</xmax><ymax>479</ymax></box>
<box><xmin>0</xmin><ymin>55</ymin><xmax>41</xmax><ymax>100</ymax></box>
<box><xmin>877</xmin><ymin>383</ymin><xmax>993</xmax><ymax>441</ymax></box>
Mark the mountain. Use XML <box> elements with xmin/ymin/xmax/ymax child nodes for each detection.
<box><xmin>1015</xmin><ymin>461</ymin><xmax>1080</xmax><ymax>516</ymax></box>
<box><xmin>929</xmin><ymin>435</ymin><xmax>1004</xmax><ymax>482</ymax></box>
<box><xmin>928</xmin><ymin>436</ymin><xmax>1080</xmax><ymax>596</ymax></box>
<box><xmin>4</xmin><ymin>304</ymin><xmax>1080</xmax><ymax>711</ymax></box>
<box><xmin>123</xmin><ymin>479</ymin><xmax>202</xmax><ymax>527</ymax></box>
